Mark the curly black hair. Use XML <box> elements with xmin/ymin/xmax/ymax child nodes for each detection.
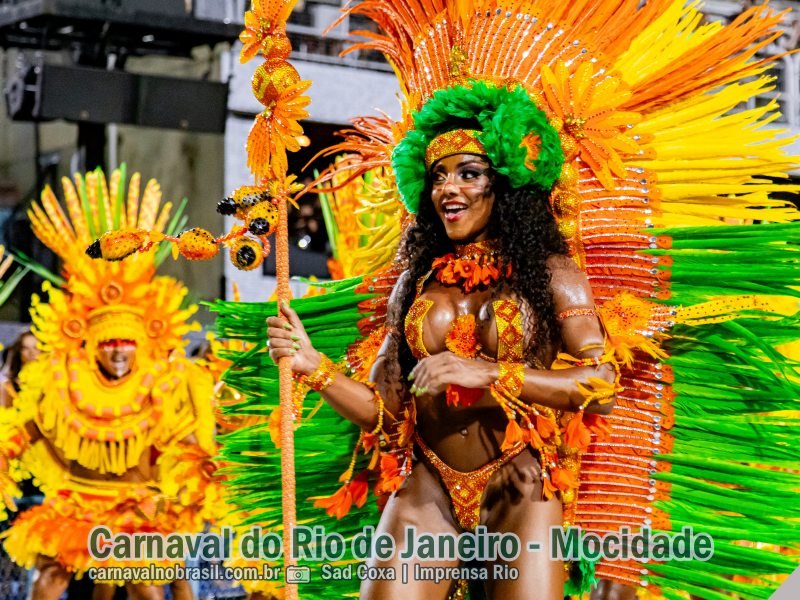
<box><xmin>381</xmin><ymin>173</ymin><xmax>569</xmax><ymax>386</ymax></box>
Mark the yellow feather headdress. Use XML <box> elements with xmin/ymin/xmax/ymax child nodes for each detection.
<box><xmin>323</xmin><ymin>0</ymin><xmax>798</xmax><ymax>263</ymax></box>
<box><xmin>28</xmin><ymin>166</ymin><xmax>197</xmax><ymax>358</ymax></box>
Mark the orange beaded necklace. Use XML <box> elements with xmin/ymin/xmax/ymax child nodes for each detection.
<box><xmin>431</xmin><ymin>240</ymin><xmax>511</xmax><ymax>293</ymax></box>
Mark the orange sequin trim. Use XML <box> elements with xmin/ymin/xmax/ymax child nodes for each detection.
<box><xmin>415</xmin><ymin>433</ymin><xmax>525</xmax><ymax>530</ymax></box>
<box><xmin>557</xmin><ymin>307</ymin><xmax>598</xmax><ymax>321</ymax></box>
<box><xmin>404</xmin><ymin>298</ymin><xmax>433</xmax><ymax>359</ymax></box>
<box><xmin>445</xmin><ymin>314</ymin><xmax>482</xmax><ymax>358</ymax></box>
<box><xmin>425</xmin><ymin>129</ymin><xmax>485</xmax><ymax>168</ymax></box>
<box><xmin>444</xmin><ymin>313</ymin><xmax>484</xmax><ymax>408</ymax></box>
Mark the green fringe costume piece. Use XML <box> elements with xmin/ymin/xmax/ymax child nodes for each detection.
<box><xmin>213</xmin><ymin>279</ymin><xmax>379</xmax><ymax>598</ymax></box>
<box><xmin>212</xmin><ymin>220</ymin><xmax>800</xmax><ymax>599</ymax></box>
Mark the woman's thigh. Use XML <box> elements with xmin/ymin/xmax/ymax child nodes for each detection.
<box><xmin>360</xmin><ymin>460</ymin><xmax>461</xmax><ymax>600</ymax></box>
<box><xmin>482</xmin><ymin>450</ymin><xmax>564</xmax><ymax>600</ymax></box>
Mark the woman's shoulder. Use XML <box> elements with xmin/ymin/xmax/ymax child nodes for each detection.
<box><xmin>546</xmin><ymin>254</ymin><xmax>594</xmax><ymax>310</ymax></box>
<box><xmin>546</xmin><ymin>253</ymin><xmax>581</xmax><ymax>275</ymax></box>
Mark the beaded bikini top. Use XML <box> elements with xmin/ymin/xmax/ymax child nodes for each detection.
<box><xmin>403</xmin><ymin>273</ymin><xmax>524</xmax><ymax>363</ymax></box>
<box><xmin>403</xmin><ymin>240</ymin><xmax>523</xmax><ymax>362</ymax></box>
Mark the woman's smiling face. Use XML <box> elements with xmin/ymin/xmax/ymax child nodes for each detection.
<box><xmin>429</xmin><ymin>154</ymin><xmax>495</xmax><ymax>243</ymax></box>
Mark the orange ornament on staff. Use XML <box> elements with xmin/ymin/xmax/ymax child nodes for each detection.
<box><xmin>82</xmin><ymin>5</ymin><xmax>313</xmax><ymax>597</ymax></box>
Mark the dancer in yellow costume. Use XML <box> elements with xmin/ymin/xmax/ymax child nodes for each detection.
<box><xmin>0</xmin><ymin>167</ymin><xmax>218</xmax><ymax>600</ymax></box>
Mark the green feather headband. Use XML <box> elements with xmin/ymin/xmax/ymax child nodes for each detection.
<box><xmin>392</xmin><ymin>80</ymin><xmax>564</xmax><ymax>215</ymax></box>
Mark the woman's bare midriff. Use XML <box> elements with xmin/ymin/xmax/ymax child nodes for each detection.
<box><xmin>416</xmin><ymin>394</ymin><xmax>511</xmax><ymax>472</ymax></box>
<box><xmin>413</xmin><ymin>281</ymin><xmax>535</xmax><ymax>472</ymax></box>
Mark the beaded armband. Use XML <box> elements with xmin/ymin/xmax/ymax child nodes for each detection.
<box><xmin>575</xmin><ymin>378</ymin><xmax>619</xmax><ymax>410</ymax></box>
<box><xmin>297</xmin><ymin>353</ymin><xmax>337</xmax><ymax>392</ymax></box>
<box><xmin>557</xmin><ymin>307</ymin><xmax>598</xmax><ymax>321</ymax></box>
<box><xmin>557</xmin><ymin>341</ymin><xmax>621</xmax><ymax>453</ymax></box>
<box><xmin>496</xmin><ymin>361</ymin><xmax>524</xmax><ymax>396</ymax></box>
<box><xmin>552</xmin><ymin>343</ymin><xmax>619</xmax><ymax>373</ymax></box>
<box><xmin>552</xmin><ymin>342</ymin><xmax>621</xmax><ymax>409</ymax></box>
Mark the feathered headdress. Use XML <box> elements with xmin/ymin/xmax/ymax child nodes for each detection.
<box><xmin>27</xmin><ymin>166</ymin><xmax>197</xmax><ymax>359</ymax></box>
<box><xmin>321</xmin><ymin>0</ymin><xmax>797</xmax><ymax>259</ymax></box>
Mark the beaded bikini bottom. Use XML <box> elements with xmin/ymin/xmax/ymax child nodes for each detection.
<box><xmin>414</xmin><ymin>432</ymin><xmax>526</xmax><ymax>530</ymax></box>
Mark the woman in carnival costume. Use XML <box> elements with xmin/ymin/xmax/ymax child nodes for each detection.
<box><xmin>0</xmin><ymin>168</ymin><xmax>220</xmax><ymax>600</ymax></box>
<box><xmin>216</xmin><ymin>1</ymin><xmax>800</xmax><ymax>599</ymax></box>
<box><xmin>270</xmin><ymin>84</ymin><xmax>618</xmax><ymax>598</ymax></box>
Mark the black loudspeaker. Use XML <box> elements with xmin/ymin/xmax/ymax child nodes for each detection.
<box><xmin>4</xmin><ymin>62</ymin><xmax>228</xmax><ymax>133</ymax></box>
<box><xmin>40</xmin><ymin>64</ymin><xmax>136</xmax><ymax>124</ymax></box>
<box><xmin>137</xmin><ymin>74</ymin><xmax>228</xmax><ymax>133</ymax></box>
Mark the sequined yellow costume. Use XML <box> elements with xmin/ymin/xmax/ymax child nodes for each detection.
<box><xmin>0</xmin><ymin>167</ymin><xmax>218</xmax><ymax>585</ymax></box>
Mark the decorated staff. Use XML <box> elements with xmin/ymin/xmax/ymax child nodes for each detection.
<box><xmin>86</xmin><ymin>2</ymin><xmax>312</xmax><ymax>597</ymax></box>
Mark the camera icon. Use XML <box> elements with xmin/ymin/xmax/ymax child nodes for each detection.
<box><xmin>285</xmin><ymin>565</ymin><xmax>311</xmax><ymax>584</ymax></box>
